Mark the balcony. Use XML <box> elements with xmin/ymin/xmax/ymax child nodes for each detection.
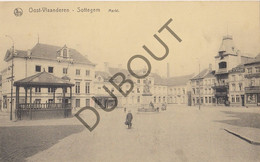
<box><xmin>215</xmin><ymin>92</ymin><xmax>227</xmax><ymax>96</ymax></box>
<box><xmin>212</xmin><ymin>82</ymin><xmax>229</xmax><ymax>89</ymax></box>
<box><xmin>215</xmin><ymin>68</ymin><xmax>228</xmax><ymax>75</ymax></box>
<box><xmin>244</xmin><ymin>73</ymin><xmax>260</xmax><ymax>79</ymax></box>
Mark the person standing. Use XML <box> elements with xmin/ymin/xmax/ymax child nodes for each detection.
<box><xmin>125</xmin><ymin>110</ymin><xmax>133</xmax><ymax>129</ymax></box>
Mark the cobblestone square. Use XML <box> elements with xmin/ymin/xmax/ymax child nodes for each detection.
<box><xmin>1</xmin><ymin>105</ymin><xmax>260</xmax><ymax>162</ymax></box>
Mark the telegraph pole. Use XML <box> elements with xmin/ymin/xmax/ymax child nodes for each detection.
<box><xmin>6</xmin><ymin>35</ymin><xmax>14</xmax><ymax>120</ymax></box>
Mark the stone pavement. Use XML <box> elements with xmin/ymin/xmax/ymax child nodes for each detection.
<box><xmin>22</xmin><ymin>105</ymin><xmax>260</xmax><ymax>162</ymax></box>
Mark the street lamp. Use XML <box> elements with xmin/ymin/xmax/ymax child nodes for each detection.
<box><xmin>6</xmin><ymin>35</ymin><xmax>14</xmax><ymax>120</ymax></box>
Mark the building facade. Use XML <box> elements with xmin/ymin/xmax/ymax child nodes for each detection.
<box><xmin>228</xmin><ymin>64</ymin><xmax>245</xmax><ymax>106</ymax></box>
<box><xmin>244</xmin><ymin>54</ymin><xmax>260</xmax><ymax>106</ymax></box>
<box><xmin>190</xmin><ymin>64</ymin><xmax>216</xmax><ymax>106</ymax></box>
<box><xmin>1</xmin><ymin>43</ymin><xmax>96</xmax><ymax>113</ymax></box>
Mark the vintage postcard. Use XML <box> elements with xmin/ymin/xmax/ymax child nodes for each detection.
<box><xmin>0</xmin><ymin>1</ymin><xmax>259</xmax><ymax>162</ymax></box>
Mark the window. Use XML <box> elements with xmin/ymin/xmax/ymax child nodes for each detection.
<box><xmin>35</xmin><ymin>65</ymin><xmax>41</xmax><ymax>72</ymax></box>
<box><xmin>205</xmin><ymin>97</ymin><xmax>208</xmax><ymax>103</ymax></box>
<box><xmin>239</xmin><ymin>83</ymin><xmax>243</xmax><ymax>91</ymax></box>
<box><xmin>48</xmin><ymin>67</ymin><xmax>54</xmax><ymax>73</ymax></box>
<box><xmin>137</xmin><ymin>96</ymin><xmax>140</xmax><ymax>103</ymax></box>
<box><xmin>247</xmin><ymin>94</ymin><xmax>256</xmax><ymax>104</ymax></box>
<box><xmin>247</xmin><ymin>68</ymin><xmax>252</xmax><ymax>74</ymax></box>
<box><xmin>182</xmin><ymin>88</ymin><xmax>185</xmax><ymax>94</ymax></box>
<box><xmin>35</xmin><ymin>87</ymin><xmax>41</xmax><ymax>93</ymax></box>
<box><xmin>137</xmin><ymin>88</ymin><xmax>140</xmax><ymax>93</ymax></box>
<box><xmin>86</xmin><ymin>99</ymin><xmax>90</xmax><ymax>106</ymax></box>
<box><xmin>236</xmin><ymin>95</ymin><xmax>240</xmax><ymax>103</ymax></box>
<box><xmin>48</xmin><ymin>88</ymin><xmax>55</xmax><ymax>93</ymax></box>
<box><xmin>85</xmin><ymin>82</ymin><xmax>90</xmax><ymax>94</ymax></box>
<box><xmin>35</xmin><ymin>99</ymin><xmax>41</xmax><ymax>104</ymax></box>
<box><xmin>231</xmin><ymin>95</ymin><xmax>235</xmax><ymax>103</ymax></box>
<box><xmin>163</xmin><ymin>96</ymin><xmax>165</xmax><ymax>102</ymax></box>
<box><xmin>212</xmin><ymin>79</ymin><xmax>215</xmax><ymax>85</ymax></box>
<box><xmin>219</xmin><ymin>62</ymin><xmax>227</xmax><ymax>69</ymax></box>
<box><xmin>76</xmin><ymin>69</ymin><xmax>80</xmax><ymax>75</ymax></box>
<box><xmin>250</xmin><ymin>79</ymin><xmax>255</xmax><ymax>86</ymax></box>
<box><xmin>86</xmin><ymin>70</ymin><xmax>90</xmax><ymax>76</ymax></box>
<box><xmin>75</xmin><ymin>82</ymin><xmax>80</xmax><ymax>94</ymax></box>
<box><xmin>201</xmin><ymin>97</ymin><xmax>203</xmax><ymax>104</ymax></box>
<box><xmin>209</xmin><ymin>97</ymin><xmax>212</xmax><ymax>103</ymax></box>
<box><xmin>232</xmin><ymin>84</ymin><xmax>236</xmax><ymax>91</ymax></box>
<box><xmin>256</xmin><ymin>67</ymin><xmax>260</xmax><ymax>73</ymax></box>
<box><xmin>232</xmin><ymin>75</ymin><xmax>236</xmax><ymax>81</ymax></box>
<box><xmin>154</xmin><ymin>96</ymin><xmax>156</xmax><ymax>103</ymax></box>
<box><xmin>48</xmin><ymin>99</ymin><xmax>53</xmax><ymax>103</ymax></box>
<box><xmin>63</xmin><ymin>68</ymin><xmax>68</xmax><ymax>74</ymax></box>
<box><xmin>63</xmin><ymin>49</ymin><xmax>67</xmax><ymax>58</ymax></box>
<box><xmin>76</xmin><ymin>99</ymin><xmax>80</xmax><ymax>107</ymax></box>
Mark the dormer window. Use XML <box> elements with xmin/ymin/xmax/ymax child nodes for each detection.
<box><xmin>219</xmin><ymin>61</ymin><xmax>227</xmax><ymax>69</ymax></box>
<box><xmin>63</xmin><ymin>49</ymin><xmax>67</xmax><ymax>58</ymax></box>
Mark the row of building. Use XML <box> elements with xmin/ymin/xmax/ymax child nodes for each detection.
<box><xmin>0</xmin><ymin>35</ymin><xmax>259</xmax><ymax>114</ymax></box>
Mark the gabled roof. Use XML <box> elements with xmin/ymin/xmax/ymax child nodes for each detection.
<box><xmin>14</xmin><ymin>71</ymin><xmax>74</xmax><ymax>87</ymax></box>
<box><xmin>150</xmin><ymin>73</ymin><xmax>168</xmax><ymax>86</ymax></box>
<box><xmin>191</xmin><ymin>69</ymin><xmax>208</xmax><ymax>80</ymax></box>
<box><xmin>167</xmin><ymin>74</ymin><xmax>194</xmax><ymax>86</ymax></box>
<box><xmin>95</xmin><ymin>71</ymin><xmax>111</xmax><ymax>82</ymax></box>
<box><xmin>108</xmin><ymin>67</ymin><xmax>130</xmax><ymax>76</ymax></box>
<box><xmin>4</xmin><ymin>43</ymin><xmax>95</xmax><ymax>66</ymax></box>
<box><xmin>244</xmin><ymin>53</ymin><xmax>260</xmax><ymax>66</ymax></box>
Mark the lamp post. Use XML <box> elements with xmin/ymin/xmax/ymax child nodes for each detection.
<box><xmin>6</xmin><ymin>35</ymin><xmax>14</xmax><ymax>120</ymax></box>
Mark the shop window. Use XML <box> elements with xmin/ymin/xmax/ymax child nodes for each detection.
<box><xmin>247</xmin><ymin>94</ymin><xmax>256</xmax><ymax>104</ymax></box>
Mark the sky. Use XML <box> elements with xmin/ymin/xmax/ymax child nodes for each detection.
<box><xmin>0</xmin><ymin>1</ymin><xmax>259</xmax><ymax>77</ymax></box>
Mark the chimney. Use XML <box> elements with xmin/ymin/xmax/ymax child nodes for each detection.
<box><xmin>27</xmin><ymin>49</ymin><xmax>31</xmax><ymax>56</ymax></box>
<box><xmin>209</xmin><ymin>63</ymin><xmax>212</xmax><ymax>71</ymax></box>
<box><xmin>104</xmin><ymin>62</ymin><xmax>109</xmax><ymax>73</ymax></box>
<box><xmin>167</xmin><ymin>63</ymin><xmax>170</xmax><ymax>78</ymax></box>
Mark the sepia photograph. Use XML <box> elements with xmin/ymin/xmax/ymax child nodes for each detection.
<box><xmin>0</xmin><ymin>1</ymin><xmax>259</xmax><ymax>162</ymax></box>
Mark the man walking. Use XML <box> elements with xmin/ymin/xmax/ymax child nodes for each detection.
<box><xmin>125</xmin><ymin>110</ymin><xmax>133</xmax><ymax>129</ymax></box>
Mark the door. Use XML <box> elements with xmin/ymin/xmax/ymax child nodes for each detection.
<box><xmin>241</xmin><ymin>95</ymin><xmax>245</xmax><ymax>106</ymax></box>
